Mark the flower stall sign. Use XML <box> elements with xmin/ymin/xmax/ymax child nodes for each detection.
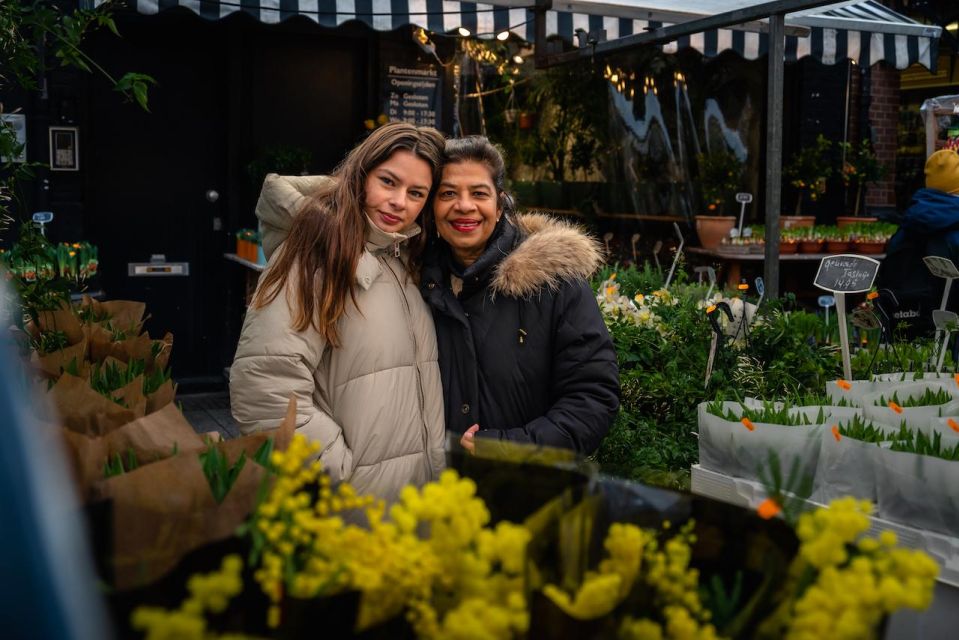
<box><xmin>814</xmin><ymin>254</ymin><xmax>881</xmax><ymax>380</ymax></box>
<box><xmin>735</xmin><ymin>192</ymin><xmax>752</xmax><ymax>237</ymax></box>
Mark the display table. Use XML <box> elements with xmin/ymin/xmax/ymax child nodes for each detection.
<box><xmin>687</xmin><ymin>247</ymin><xmax>886</xmax><ymax>289</ymax></box>
<box><xmin>224</xmin><ymin>253</ymin><xmax>264</xmax><ymax>305</ymax></box>
<box><xmin>691</xmin><ymin>464</ymin><xmax>959</xmax><ymax>638</ymax></box>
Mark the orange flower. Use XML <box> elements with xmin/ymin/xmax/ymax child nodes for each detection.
<box><xmin>836</xmin><ymin>379</ymin><xmax>852</xmax><ymax>391</ymax></box>
<box><xmin>954</xmin><ymin>373</ymin><xmax>959</xmax><ymax>387</ymax></box>
<box><xmin>737</xmin><ymin>283</ymin><xmax>749</xmax><ymax>291</ymax></box>
<box><xmin>757</xmin><ymin>498</ymin><xmax>781</xmax><ymax>520</ymax></box>
<box><xmin>888</xmin><ymin>401</ymin><xmax>903</xmax><ymax>414</ymax></box>
<box><xmin>706</xmin><ymin>305</ymin><xmax>717</xmax><ymax>314</ymax></box>
<box><xmin>831</xmin><ymin>425</ymin><xmax>841</xmax><ymax>442</ymax></box>
<box><xmin>948</xmin><ymin>418</ymin><xmax>959</xmax><ymax>433</ymax></box>
<box><xmin>867</xmin><ymin>291</ymin><xmax>879</xmax><ymax>300</ymax></box>
<box><xmin>741</xmin><ymin>417</ymin><xmax>755</xmax><ymax>431</ymax></box>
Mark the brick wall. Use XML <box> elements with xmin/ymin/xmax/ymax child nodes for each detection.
<box><xmin>864</xmin><ymin>62</ymin><xmax>901</xmax><ymax>210</ymax></box>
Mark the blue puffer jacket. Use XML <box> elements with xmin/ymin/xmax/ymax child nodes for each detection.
<box><xmin>879</xmin><ymin>188</ymin><xmax>959</xmax><ymax>334</ymax></box>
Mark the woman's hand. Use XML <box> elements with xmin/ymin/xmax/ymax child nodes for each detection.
<box><xmin>460</xmin><ymin>424</ymin><xmax>480</xmax><ymax>454</ymax></box>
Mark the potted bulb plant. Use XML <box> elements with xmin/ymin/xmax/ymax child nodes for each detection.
<box><xmin>783</xmin><ymin>134</ymin><xmax>832</xmax><ymax>228</ymax></box>
<box><xmin>837</xmin><ymin>139</ymin><xmax>887</xmax><ymax>227</ymax></box>
<box><xmin>694</xmin><ymin>148</ymin><xmax>744</xmax><ymax>249</ymax></box>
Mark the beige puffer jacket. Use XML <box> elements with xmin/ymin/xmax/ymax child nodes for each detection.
<box><xmin>230</xmin><ymin>174</ymin><xmax>446</xmax><ymax>503</ymax></box>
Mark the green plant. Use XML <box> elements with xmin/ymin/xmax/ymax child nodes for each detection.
<box><xmin>837</xmin><ymin>415</ymin><xmax>906</xmax><ymax>443</ymax></box>
<box><xmin>696</xmin><ymin>148</ymin><xmax>743</xmax><ymax>216</ymax></box>
<box><xmin>784</xmin><ymin>134</ymin><xmax>832</xmax><ymax>216</ymax></box>
<box><xmin>706</xmin><ymin>400</ymin><xmax>826</xmax><ymax>426</ymax></box>
<box><xmin>246</xmin><ymin>146</ymin><xmax>313</xmax><ymax>190</ymax></box>
<box><xmin>199</xmin><ymin>438</ymin><xmax>274</xmax><ymax>504</ymax></box>
<box><xmin>876</xmin><ymin>388</ymin><xmax>954</xmax><ymax>408</ymax></box>
<box><xmin>839</xmin><ymin>139</ymin><xmax>887</xmax><ymax>217</ymax></box>
<box><xmin>891</xmin><ymin>429</ymin><xmax>959</xmax><ymax>461</ymax></box>
<box><xmin>103</xmin><ymin>448</ymin><xmax>139</xmax><ymax>478</ymax></box>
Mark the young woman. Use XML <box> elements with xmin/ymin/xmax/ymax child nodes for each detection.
<box><xmin>421</xmin><ymin>136</ymin><xmax>619</xmax><ymax>454</ymax></box>
<box><xmin>230</xmin><ymin>123</ymin><xmax>447</xmax><ymax>502</ymax></box>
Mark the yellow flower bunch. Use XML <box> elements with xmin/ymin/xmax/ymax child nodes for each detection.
<box><xmin>131</xmin><ymin>555</ymin><xmax>246</xmax><ymax>640</ymax></box>
<box><xmin>391</xmin><ymin>470</ymin><xmax>532</xmax><ymax>639</ymax></box>
<box><xmin>544</xmin><ymin>520</ymin><xmax>721</xmax><ymax>639</ymax></box>
<box><xmin>760</xmin><ymin>498</ymin><xmax>939</xmax><ymax>640</ymax></box>
<box><xmin>247</xmin><ymin>434</ymin><xmax>531</xmax><ymax>638</ymax></box>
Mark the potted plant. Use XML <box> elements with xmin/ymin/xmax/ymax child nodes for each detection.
<box><xmin>797</xmin><ymin>226</ymin><xmax>824</xmax><ymax>254</ymax></box>
<box><xmin>837</xmin><ymin>139</ymin><xmax>887</xmax><ymax>227</ymax></box>
<box><xmin>852</xmin><ymin>222</ymin><xmax>897</xmax><ymax>254</ymax></box>
<box><xmin>783</xmin><ymin>134</ymin><xmax>832</xmax><ymax>228</ymax></box>
<box><xmin>779</xmin><ymin>226</ymin><xmax>801</xmax><ymax>254</ymax></box>
<box><xmin>820</xmin><ymin>225</ymin><xmax>851</xmax><ymax>253</ymax></box>
<box><xmin>694</xmin><ymin>148</ymin><xmax>743</xmax><ymax>249</ymax></box>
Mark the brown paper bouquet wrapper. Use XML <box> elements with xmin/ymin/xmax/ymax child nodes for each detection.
<box><xmin>93</xmin><ymin>299</ymin><xmax>147</xmax><ymax>336</ymax></box>
<box><xmin>35</xmin><ymin>302</ymin><xmax>86</xmax><ymax>345</ymax></box>
<box><xmin>90</xmin><ymin>397</ymin><xmax>297</xmax><ymax>590</ymax></box>
<box><xmin>61</xmin><ymin>402</ymin><xmax>207</xmax><ymax>496</ymax></box>
<box><xmin>50</xmin><ymin>373</ymin><xmax>137</xmax><ymax>437</ymax></box>
<box><xmin>32</xmin><ymin>338</ymin><xmax>90</xmax><ymax>380</ymax></box>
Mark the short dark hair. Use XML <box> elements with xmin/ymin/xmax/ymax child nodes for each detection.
<box><xmin>443</xmin><ymin>136</ymin><xmax>515</xmax><ymax>216</ymax></box>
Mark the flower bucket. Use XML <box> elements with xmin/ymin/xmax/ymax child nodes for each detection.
<box><xmin>697</xmin><ymin>401</ymin><xmax>826</xmax><ymax>483</ymax></box>
<box><xmin>875</xmin><ymin>447</ymin><xmax>959</xmax><ymax>536</ymax></box>
<box><xmin>799</xmin><ymin>240</ymin><xmax>824</xmax><ymax>254</ymax></box>
<box><xmin>811</xmin><ymin>418</ymin><xmax>888</xmax><ymax>504</ymax></box>
<box><xmin>779</xmin><ymin>241</ymin><xmax>799</xmax><ymax>254</ymax></box>
<box><xmin>861</xmin><ymin>381</ymin><xmax>959</xmax><ymax>431</ymax></box>
<box><xmin>854</xmin><ymin>241</ymin><xmax>886</xmax><ymax>255</ymax></box>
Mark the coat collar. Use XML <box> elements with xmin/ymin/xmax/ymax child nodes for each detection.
<box><xmin>489</xmin><ymin>213</ymin><xmax>604</xmax><ymax>298</ymax></box>
<box><xmin>356</xmin><ymin>215</ymin><xmax>421</xmax><ymax>291</ymax></box>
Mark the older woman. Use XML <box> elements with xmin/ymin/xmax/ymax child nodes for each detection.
<box><xmin>421</xmin><ymin>136</ymin><xmax>619</xmax><ymax>454</ymax></box>
<box><xmin>230</xmin><ymin>123</ymin><xmax>447</xmax><ymax>502</ymax></box>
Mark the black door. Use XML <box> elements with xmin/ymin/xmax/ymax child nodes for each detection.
<box><xmin>84</xmin><ymin>13</ymin><xmax>229</xmax><ymax>383</ymax></box>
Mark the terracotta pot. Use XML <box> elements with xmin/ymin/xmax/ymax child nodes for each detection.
<box><xmin>779</xmin><ymin>215</ymin><xmax>816</xmax><ymax>229</ymax></box>
<box><xmin>518</xmin><ymin>112</ymin><xmax>535</xmax><ymax>130</ymax></box>
<box><xmin>837</xmin><ymin>216</ymin><xmax>878</xmax><ymax>228</ymax></box>
<box><xmin>825</xmin><ymin>241</ymin><xmax>851</xmax><ymax>253</ymax></box>
<box><xmin>855</xmin><ymin>241</ymin><xmax>886</xmax><ymax>254</ymax></box>
<box><xmin>694</xmin><ymin>216</ymin><xmax>737</xmax><ymax>250</ymax></box>
<box><xmin>799</xmin><ymin>240</ymin><xmax>824</xmax><ymax>254</ymax></box>
<box><xmin>779</xmin><ymin>242</ymin><xmax>799</xmax><ymax>254</ymax></box>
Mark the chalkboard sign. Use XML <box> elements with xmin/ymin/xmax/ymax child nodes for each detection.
<box><xmin>382</xmin><ymin>63</ymin><xmax>441</xmax><ymax>128</ymax></box>
<box><xmin>924</xmin><ymin>256</ymin><xmax>959</xmax><ymax>279</ymax></box>
<box><xmin>814</xmin><ymin>254</ymin><xmax>881</xmax><ymax>293</ymax></box>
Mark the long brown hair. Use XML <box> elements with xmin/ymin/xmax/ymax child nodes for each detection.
<box><xmin>253</xmin><ymin>123</ymin><xmax>445</xmax><ymax>346</ymax></box>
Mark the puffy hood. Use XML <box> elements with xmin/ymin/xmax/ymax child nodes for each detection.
<box><xmin>490</xmin><ymin>213</ymin><xmax>605</xmax><ymax>297</ymax></box>
<box><xmin>255</xmin><ymin>173</ymin><xmax>335</xmax><ymax>260</ymax></box>
<box><xmin>900</xmin><ymin>188</ymin><xmax>959</xmax><ymax>236</ymax></box>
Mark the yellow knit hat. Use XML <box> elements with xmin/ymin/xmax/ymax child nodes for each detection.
<box><xmin>925</xmin><ymin>149</ymin><xmax>959</xmax><ymax>194</ymax></box>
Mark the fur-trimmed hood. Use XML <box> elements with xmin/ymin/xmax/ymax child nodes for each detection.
<box><xmin>490</xmin><ymin>213</ymin><xmax>605</xmax><ymax>297</ymax></box>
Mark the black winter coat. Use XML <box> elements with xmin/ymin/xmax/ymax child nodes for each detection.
<box><xmin>420</xmin><ymin>213</ymin><xmax>619</xmax><ymax>455</ymax></box>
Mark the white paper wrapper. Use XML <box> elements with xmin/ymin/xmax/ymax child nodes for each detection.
<box><xmin>926</xmin><ymin>417</ymin><xmax>959</xmax><ymax>442</ymax></box>
<box><xmin>811</xmin><ymin>423</ymin><xmax>888</xmax><ymax>504</ymax></box>
<box><xmin>875</xmin><ymin>447</ymin><xmax>959</xmax><ymax>537</ymax></box>
<box><xmin>862</xmin><ymin>382</ymin><xmax>959</xmax><ymax>431</ymax></box>
<box><xmin>697</xmin><ymin>401</ymin><xmax>824</xmax><ymax>483</ymax></box>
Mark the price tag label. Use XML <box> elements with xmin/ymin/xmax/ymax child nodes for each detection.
<box><xmin>735</xmin><ymin>193</ymin><xmax>753</xmax><ymax>203</ymax></box>
<box><xmin>32</xmin><ymin>211</ymin><xmax>53</xmax><ymax>224</ymax></box>
<box><xmin>814</xmin><ymin>254</ymin><xmax>880</xmax><ymax>294</ymax></box>
<box><xmin>924</xmin><ymin>256</ymin><xmax>959</xmax><ymax>279</ymax></box>
<box><xmin>818</xmin><ymin>295</ymin><xmax>836</xmax><ymax>308</ymax></box>
<box><xmin>755</xmin><ymin>277</ymin><xmax>765</xmax><ymax>296</ymax></box>
<box><xmin>851</xmin><ymin>307</ymin><xmax>881</xmax><ymax>330</ymax></box>
<box><xmin>933</xmin><ymin>309</ymin><xmax>959</xmax><ymax>331</ymax></box>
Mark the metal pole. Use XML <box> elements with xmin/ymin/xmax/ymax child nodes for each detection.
<box><xmin>763</xmin><ymin>13</ymin><xmax>785</xmax><ymax>300</ymax></box>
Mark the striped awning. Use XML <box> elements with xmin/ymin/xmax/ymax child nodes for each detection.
<box><xmin>128</xmin><ymin>0</ymin><xmax>941</xmax><ymax>70</ymax></box>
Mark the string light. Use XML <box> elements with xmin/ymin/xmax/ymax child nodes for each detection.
<box><xmin>457</xmin><ymin>27</ymin><xmax>471</xmax><ymax>37</ymax></box>
<box><xmin>512</xmin><ymin>55</ymin><xmax>524</xmax><ymax>64</ymax></box>
<box><xmin>496</xmin><ymin>30</ymin><xmax>510</xmax><ymax>41</ymax></box>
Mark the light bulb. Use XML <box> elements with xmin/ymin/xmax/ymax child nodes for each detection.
<box><xmin>457</xmin><ymin>27</ymin><xmax>471</xmax><ymax>37</ymax></box>
<box><xmin>497</xmin><ymin>31</ymin><xmax>510</xmax><ymax>41</ymax></box>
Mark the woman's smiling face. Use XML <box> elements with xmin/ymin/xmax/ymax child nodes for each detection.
<box><xmin>363</xmin><ymin>149</ymin><xmax>433</xmax><ymax>234</ymax></box>
<box><xmin>433</xmin><ymin>160</ymin><xmax>502</xmax><ymax>266</ymax></box>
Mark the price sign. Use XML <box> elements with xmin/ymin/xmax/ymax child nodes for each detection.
<box><xmin>818</xmin><ymin>295</ymin><xmax>836</xmax><ymax>308</ymax></box>
<box><xmin>933</xmin><ymin>310</ymin><xmax>959</xmax><ymax>372</ymax></box>
<box><xmin>734</xmin><ymin>192</ymin><xmax>752</xmax><ymax>236</ymax></box>
<box><xmin>813</xmin><ymin>254</ymin><xmax>880</xmax><ymax>381</ymax></box>
<box><xmin>735</xmin><ymin>193</ymin><xmax>753</xmax><ymax>203</ymax></box>
<box><xmin>924</xmin><ymin>256</ymin><xmax>959</xmax><ymax>279</ymax></box>
<box><xmin>814</xmin><ymin>254</ymin><xmax>880</xmax><ymax>294</ymax></box>
<box><xmin>32</xmin><ymin>211</ymin><xmax>53</xmax><ymax>224</ymax></box>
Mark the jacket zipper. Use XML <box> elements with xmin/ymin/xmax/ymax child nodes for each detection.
<box><xmin>381</xmin><ymin>254</ymin><xmax>434</xmax><ymax>479</ymax></box>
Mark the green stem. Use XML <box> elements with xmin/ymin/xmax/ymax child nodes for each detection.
<box><xmin>38</xmin><ymin>23</ymin><xmax>119</xmax><ymax>87</ymax></box>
